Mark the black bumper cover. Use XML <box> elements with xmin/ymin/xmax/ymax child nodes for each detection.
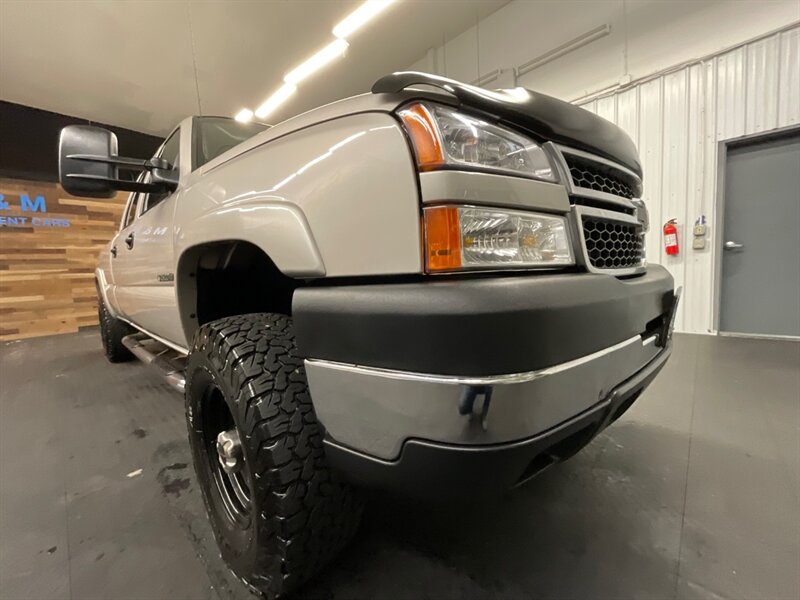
<box><xmin>323</xmin><ymin>341</ymin><xmax>672</xmax><ymax>499</ymax></box>
<box><xmin>293</xmin><ymin>265</ymin><xmax>675</xmax><ymax>376</ymax></box>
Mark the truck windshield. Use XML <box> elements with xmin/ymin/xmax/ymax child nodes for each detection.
<box><xmin>194</xmin><ymin>117</ymin><xmax>268</xmax><ymax>169</ymax></box>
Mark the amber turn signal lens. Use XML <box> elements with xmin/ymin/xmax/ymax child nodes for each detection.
<box><xmin>398</xmin><ymin>103</ymin><xmax>444</xmax><ymax>170</ymax></box>
<box><xmin>424</xmin><ymin>206</ymin><xmax>462</xmax><ymax>272</ymax></box>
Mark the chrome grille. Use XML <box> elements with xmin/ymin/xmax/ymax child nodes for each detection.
<box><xmin>582</xmin><ymin>216</ymin><xmax>644</xmax><ymax>270</ymax></box>
<box><xmin>566</xmin><ymin>155</ymin><xmax>637</xmax><ymax>200</ymax></box>
<box><xmin>548</xmin><ymin>143</ymin><xmax>647</xmax><ymax>275</ymax></box>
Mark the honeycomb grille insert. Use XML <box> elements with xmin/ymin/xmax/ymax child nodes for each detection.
<box><xmin>567</xmin><ymin>156</ymin><xmax>637</xmax><ymax>200</ymax></box>
<box><xmin>582</xmin><ymin>217</ymin><xmax>644</xmax><ymax>270</ymax></box>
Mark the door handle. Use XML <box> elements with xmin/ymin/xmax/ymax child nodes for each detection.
<box><xmin>111</xmin><ymin>246</ymin><xmax>117</xmax><ymax>258</ymax></box>
<box><xmin>125</xmin><ymin>233</ymin><xmax>135</xmax><ymax>249</ymax></box>
<box><xmin>724</xmin><ymin>240</ymin><xmax>744</xmax><ymax>250</ymax></box>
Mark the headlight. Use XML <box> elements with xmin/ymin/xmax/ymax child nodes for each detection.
<box><xmin>424</xmin><ymin>205</ymin><xmax>573</xmax><ymax>272</ymax></box>
<box><xmin>398</xmin><ymin>102</ymin><xmax>557</xmax><ymax>182</ymax></box>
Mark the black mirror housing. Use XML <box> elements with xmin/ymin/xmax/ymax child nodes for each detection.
<box><xmin>59</xmin><ymin>125</ymin><xmax>119</xmax><ymax>198</ymax></box>
<box><xmin>58</xmin><ymin>125</ymin><xmax>179</xmax><ymax>199</ymax></box>
<box><xmin>151</xmin><ymin>167</ymin><xmax>180</xmax><ymax>188</ymax></box>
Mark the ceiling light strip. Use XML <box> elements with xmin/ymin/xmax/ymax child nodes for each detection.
<box><xmin>332</xmin><ymin>0</ymin><xmax>396</xmax><ymax>39</ymax></box>
<box><xmin>255</xmin><ymin>83</ymin><xmax>297</xmax><ymax>119</ymax></box>
<box><xmin>234</xmin><ymin>108</ymin><xmax>254</xmax><ymax>123</ymax></box>
<box><xmin>238</xmin><ymin>0</ymin><xmax>398</xmax><ymax>121</ymax></box>
<box><xmin>284</xmin><ymin>39</ymin><xmax>349</xmax><ymax>85</ymax></box>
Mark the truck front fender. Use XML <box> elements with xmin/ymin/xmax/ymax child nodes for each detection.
<box><xmin>179</xmin><ymin>112</ymin><xmax>421</xmax><ymax>279</ymax></box>
<box><xmin>175</xmin><ymin>201</ymin><xmax>325</xmax><ymax>278</ymax></box>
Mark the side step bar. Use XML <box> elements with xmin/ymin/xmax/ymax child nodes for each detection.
<box><xmin>121</xmin><ymin>333</ymin><xmax>187</xmax><ymax>393</ymax></box>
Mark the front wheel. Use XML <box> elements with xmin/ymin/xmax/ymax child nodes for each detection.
<box><xmin>185</xmin><ymin>313</ymin><xmax>362</xmax><ymax>598</ymax></box>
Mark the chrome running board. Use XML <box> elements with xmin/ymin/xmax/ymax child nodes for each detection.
<box><xmin>121</xmin><ymin>333</ymin><xmax>187</xmax><ymax>393</ymax></box>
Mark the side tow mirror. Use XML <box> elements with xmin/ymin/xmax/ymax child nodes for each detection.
<box><xmin>58</xmin><ymin>125</ymin><xmax>178</xmax><ymax>198</ymax></box>
<box><xmin>59</xmin><ymin>125</ymin><xmax>120</xmax><ymax>198</ymax></box>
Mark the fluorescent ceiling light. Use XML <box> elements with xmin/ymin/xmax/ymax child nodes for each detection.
<box><xmin>284</xmin><ymin>39</ymin><xmax>348</xmax><ymax>85</ymax></box>
<box><xmin>255</xmin><ymin>83</ymin><xmax>297</xmax><ymax>119</ymax></box>
<box><xmin>234</xmin><ymin>108</ymin><xmax>254</xmax><ymax>123</ymax></box>
<box><xmin>333</xmin><ymin>0</ymin><xmax>395</xmax><ymax>39</ymax></box>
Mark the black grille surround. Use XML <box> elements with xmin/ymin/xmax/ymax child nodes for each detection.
<box><xmin>581</xmin><ymin>216</ymin><xmax>645</xmax><ymax>270</ymax></box>
<box><xmin>565</xmin><ymin>154</ymin><xmax>640</xmax><ymax>201</ymax></box>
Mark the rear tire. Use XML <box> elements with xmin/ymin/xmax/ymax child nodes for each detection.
<box><xmin>185</xmin><ymin>313</ymin><xmax>362</xmax><ymax>598</ymax></box>
<box><xmin>97</xmin><ymin>287</ymin><xmax>134</xmax><ymax>363</ymax></box>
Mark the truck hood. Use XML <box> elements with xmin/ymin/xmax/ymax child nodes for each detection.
<box><xmin>372</xmin><ymin>72</ymin><xmax>641</xmax><ymax>177</ymax></box>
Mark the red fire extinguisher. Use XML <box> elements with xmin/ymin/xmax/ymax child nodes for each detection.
<box><xmin>663</xmin><ymin>219</ymin><xmax>679</xmax><ymax>256</ymax></box>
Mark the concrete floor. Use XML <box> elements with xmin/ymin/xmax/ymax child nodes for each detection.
<box><xmin>0</xmin><ymin>331</ymin><xmax>798</xmax><ymax>600</ymax></box>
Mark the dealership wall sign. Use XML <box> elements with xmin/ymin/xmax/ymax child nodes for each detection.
<box><xmin>0</xmin><ymin>192</ymin><xmax>71</xmax><ymax>228</ymax></box>
<box><xmin>0</xmin><ymin>177</ymin><xmax>126</xmax><ymax>341</ymax></box>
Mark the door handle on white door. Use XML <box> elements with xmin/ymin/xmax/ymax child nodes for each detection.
<box><xmin>724</xmin><ymin>240</ymin><xmax>744</xmax><ymax>250</ymax></box>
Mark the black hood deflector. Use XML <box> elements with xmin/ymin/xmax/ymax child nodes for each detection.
<box><xmin>373</xmin><ymin>71</ymin><xmax>642</xmax><ymax>177</ymax></box>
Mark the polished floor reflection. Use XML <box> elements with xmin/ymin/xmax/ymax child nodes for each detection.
<box><xmin>1</xmin><ymin>332</ymin><xmax>797</xmax><ymax>600</ymax></box>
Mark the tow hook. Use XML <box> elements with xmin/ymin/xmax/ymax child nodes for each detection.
<box><xmin>458</xmin><ymin>385</ymin><xmax>493</xmax><ymax>431</ymax></box>
<box><xmin>216</xmin><ymin>429</ymin><xmax>243</xmax><ymax>474</ymax></box>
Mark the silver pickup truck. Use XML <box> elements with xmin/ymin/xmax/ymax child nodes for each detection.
<box><xmin>59</xmin><ymin>72</ymin><xmax>678</xmax><ymax>598</ymax></box>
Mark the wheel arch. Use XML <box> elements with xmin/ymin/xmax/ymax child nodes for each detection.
<box><xmin>95</xmin><ymin>267</ymin><xmax>120</xmax><ymax>318</ymax></box>
<box><xmin>176</xmin><ymin>240</ymin><xmax>303</xmax><ymax>343</ymax></box>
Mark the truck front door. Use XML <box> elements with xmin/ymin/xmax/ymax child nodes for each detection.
<box><xmin>111</xmin><ymin>126</ymin><xmax>185</xmax><ymax>347</ymax></box>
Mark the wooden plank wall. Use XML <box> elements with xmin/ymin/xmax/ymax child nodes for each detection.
<box><xmin>0</xmin><ymin>177</ymin><xmax>127</xmax><ymax>340</ymax></box>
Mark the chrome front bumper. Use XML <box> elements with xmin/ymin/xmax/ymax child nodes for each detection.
<box><xmin>305</xmin><ymin>333</ymin><xmax>668</xmax><ymax>461</ymax></box>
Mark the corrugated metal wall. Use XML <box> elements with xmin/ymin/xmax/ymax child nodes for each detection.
<box><xmin>579</xmin><ymin>25</ymin><xmax>800</xmax><ymax>334</ymax></box>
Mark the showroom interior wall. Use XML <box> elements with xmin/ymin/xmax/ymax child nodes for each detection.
<box><xmin>0</xmin><ymin>178</ymin><xmax>127</xmax><ymax>340</ymax></box>
<box><xmin>409</xmin><ymin>2</ymin><xmax>799</xmax><ymax>334</ymax></box>
<box><xmin>576</xmin><ymin>26</ymin><xmax>799</xmax><ymax>334</ymax></box>
<box><xmin>0</xmin><ymin>102</ymin><xmax>161</xmax><ymax>340</ymax></box>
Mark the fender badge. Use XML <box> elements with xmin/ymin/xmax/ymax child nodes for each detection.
<box><xmin>157</xmin><ymin>273</ymin><xmax>175</xmax><ymax>282</ymax></box>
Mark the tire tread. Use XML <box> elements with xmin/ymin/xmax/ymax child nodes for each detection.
<box><xmin>97</xmin><ymin>289</ymin><xmax>134</xmax><ymax>362</ymax></box>
<box><xmin>188</xmin><ymin>313</ymin><xmax>362</xmax><ymax>598</ymax></box>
